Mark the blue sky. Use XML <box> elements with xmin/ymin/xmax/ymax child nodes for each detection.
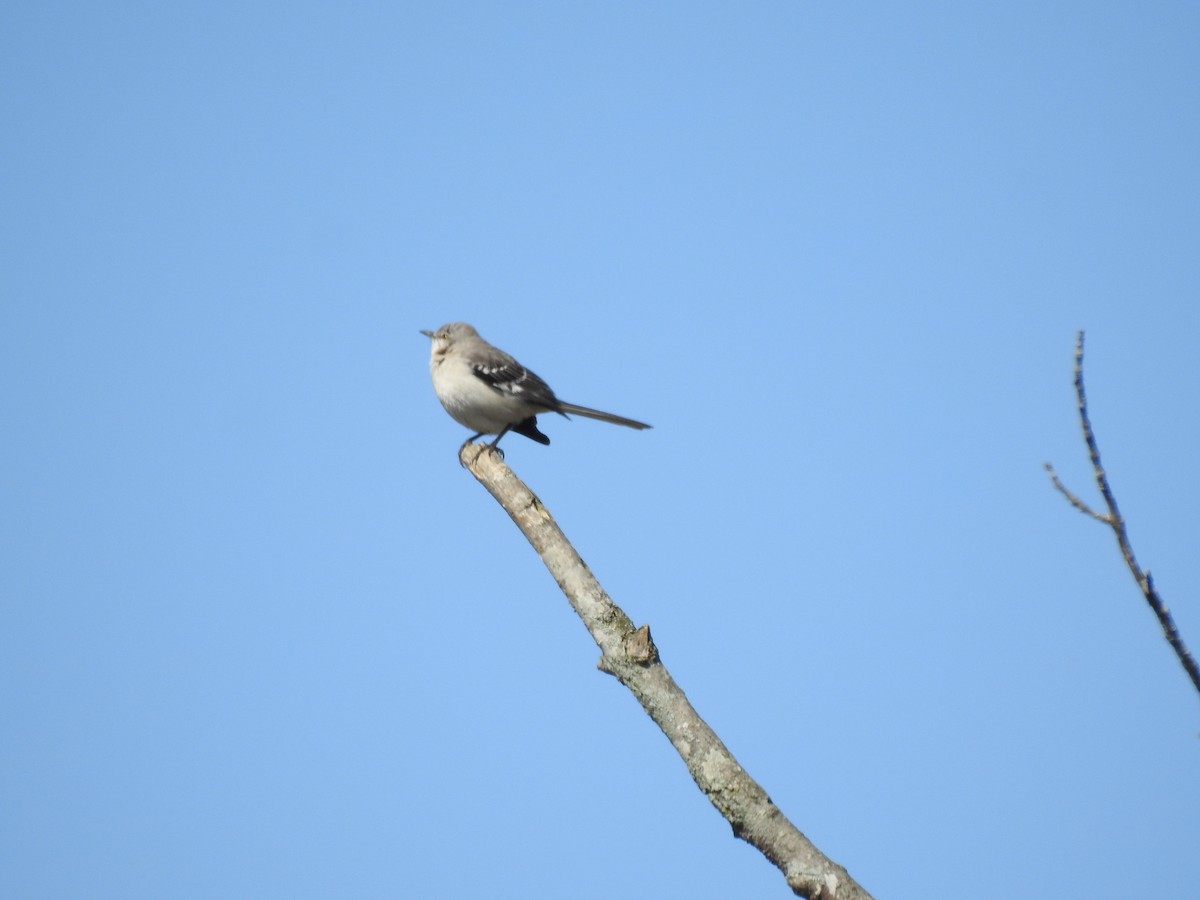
<box><xmin>3</xmin><ymin>3</ymin><xmax>1199</xmax><ymax>898</ymax></box>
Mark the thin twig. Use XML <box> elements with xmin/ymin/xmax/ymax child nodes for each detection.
<box><xmin>459</xmin><ymin>443</ymin><xmax>872</xmax><ymax>899</ymax></box>
<box><xmin>1044</xmin><ymin>463</ymin><xmax>1108</xmax><ymax>523</ymax></box>
<box><xmin>1046</xmin><ymin>331</ymin><xmax>1200</xmax><ymax>700</ymax></box>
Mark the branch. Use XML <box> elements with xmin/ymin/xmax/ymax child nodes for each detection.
<box><xmin>459</xmin><ymin>443</ymin><xmax>872</xmax><ymax>899</ymax></box>
<box><xmin>1045</xmin><ymin>331</ymin><xmax>1200</xmax><ymax>700</ymax></box>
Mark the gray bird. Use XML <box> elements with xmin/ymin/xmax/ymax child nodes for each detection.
<box><xmin>420</xmin><ymin>322</ymin><xmax>652</xmax><ymax>449</ymax></box>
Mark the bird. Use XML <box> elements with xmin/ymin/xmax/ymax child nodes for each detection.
<box><xmin>420</xmin><ymin>322</ymin><xmax>652</xmax><ymax>450</ymax></box>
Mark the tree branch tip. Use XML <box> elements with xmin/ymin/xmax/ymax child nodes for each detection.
<box><xmin>1052</xmin><ymin>330</ymin><xmax>1200</xmax><ymax>702</ymax></box>
<box><xmin>459</xmin><ymin>442</ymin><xmax>510</xmax><ymax>474</ymax></box>
<box><xmin>1045</xmin><ymin>466</ymin><xmax>1111</xmax><ymax>522</ymax></box>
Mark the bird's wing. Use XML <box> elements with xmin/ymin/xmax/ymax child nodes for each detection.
<box><xmin>470</xmin><ymin>357</ymin><xmax>559</xmax><ymax>408</ymax></box>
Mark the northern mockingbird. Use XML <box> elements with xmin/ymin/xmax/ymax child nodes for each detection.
<box><xmin>420</xmin><ymin>321</ymin><xmax>652</xmax><ymax>449</ymax></box>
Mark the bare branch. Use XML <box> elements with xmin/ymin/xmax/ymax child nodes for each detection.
<box><xmin>1043</xmin><ymin>462</ymin><xmax>1109</xmax><ymax>523</ymax></box>
<box><xmin>1046</xmin><ymin>331</ymin><xmax>1200</xmax><ymax>700</ymax></box>
<box><xmin>459</xmin><ymin>443</ymin><xmax>872</xmax><ymax>899</ymax></box>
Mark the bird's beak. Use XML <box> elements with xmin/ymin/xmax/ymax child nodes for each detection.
<box><xmin>420</xmin><ymin>329</ymin><xmax>434</xmax><ymax>338</ymax></box>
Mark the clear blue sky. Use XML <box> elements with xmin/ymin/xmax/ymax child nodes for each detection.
<box><xmin>3</xmin><ymin>3</ymin><xmax>1199</xmax><ymax>898</ymax></box>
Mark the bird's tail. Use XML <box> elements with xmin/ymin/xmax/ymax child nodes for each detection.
<box><xmin>556</xmin><ymin>402</ymin><xmax>652</xmax><ymax>430</ymax></box>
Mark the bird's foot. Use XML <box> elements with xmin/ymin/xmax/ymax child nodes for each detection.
<box><xmin>457</xmin><ymin>437</ymin><xmax>504</xmax><ymax>466</ymax></box>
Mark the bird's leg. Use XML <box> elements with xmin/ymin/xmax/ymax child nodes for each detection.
<box><xmin>486</xmin><ymin>425</ymin><xmax>511</xmax><ymax>458</ymax></box>
<box><xmin>457</xmin><ymin>428</ymin><xmax>509</xmax><ymax>463</ymax></box>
